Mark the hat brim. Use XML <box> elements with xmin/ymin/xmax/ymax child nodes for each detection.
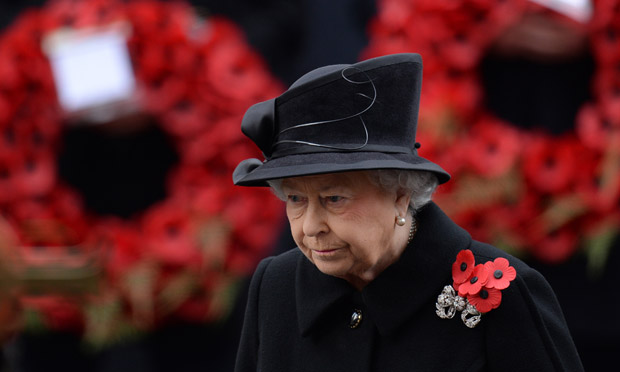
<box><xmin>233</xmin><ymin>151</ymin><xmax>451</xmax><ymax>186</ymax></box>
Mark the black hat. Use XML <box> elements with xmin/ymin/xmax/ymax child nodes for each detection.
<box><xmin>233</xmin><ymin>53</ymin><xmax>450</xmax><ymax>186</ymax></box>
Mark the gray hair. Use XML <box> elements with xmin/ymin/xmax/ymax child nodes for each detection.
<box><xmin>267</xmin><ymin>170</ymin><xmax>438</xmax><ymax>214</ymax></box>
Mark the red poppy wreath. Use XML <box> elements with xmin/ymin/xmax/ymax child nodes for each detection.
<box><xmin>364</xmin><ymin>0</ymin><xmax>620</xmax><ymax>269</ymax></box>
<box><xmin>0</xmin><ymin>0</ymin><xmax>284</xmax><ymax>346</ymax></box>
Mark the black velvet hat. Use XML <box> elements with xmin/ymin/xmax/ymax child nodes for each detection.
<box><xmin>233</xmin><ymin>53</ymin><xmax>450</xmax><ymax>186</ymax></box>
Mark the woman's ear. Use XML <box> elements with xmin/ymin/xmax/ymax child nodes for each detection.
<box><xmin>394</xmin><ymin>190</ymin><xmax>412</xmax><ymax>217</ymax></box>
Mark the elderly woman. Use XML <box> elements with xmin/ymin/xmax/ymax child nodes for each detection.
<box><xmin>232</xmin><ymin>54</ymin><xmax>583</xmax><ymax>371</ymax></box>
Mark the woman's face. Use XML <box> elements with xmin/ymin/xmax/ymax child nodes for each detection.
<box><xmin>281</xmin><ymin>171</ymin><xmax>411</xmax><ymax>290</ymax></box>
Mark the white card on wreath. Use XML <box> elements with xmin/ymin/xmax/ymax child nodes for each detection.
<box><xmin>43</xmin><ymin>23</ymin><xmax>136</xmax><ymax>119</ymax></box>
<box><xmin>529</xmin><ymin>0</ymin><xmax>593</xmax><ymax>23</ymax></box>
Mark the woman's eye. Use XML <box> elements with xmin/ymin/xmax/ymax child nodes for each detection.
<box><xmin>325</xmin><ymin>196</ymin><xmax>344</xmax><ymax>203</ymax></box>
<box><xmin>287</xmin><ymin>195</ymin><xmax>303</xmax><ymax>203</ymax></box>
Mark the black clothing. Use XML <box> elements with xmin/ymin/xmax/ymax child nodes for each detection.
<box><xmin>235</xmin><ymin>203</ymin><xmax>584</xmax><ymax>371</ymax></box>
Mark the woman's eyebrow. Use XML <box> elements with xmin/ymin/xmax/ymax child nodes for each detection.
<box><xmin>317</xmin><ymin>184</ymin><xmax>352</xmax><ymax>193</ymax></box>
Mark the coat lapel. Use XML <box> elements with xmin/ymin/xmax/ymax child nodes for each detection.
<box><xmin>363</xmin><ymin>202</ymin><xmax>473</xmax><ymax>336</ymax></box>
<box><xmin>296</xmin><ymin>255</ymin><xmax>355</xmax><ymax>336</ymax></box>
<box><xmin>295</xmin><ymin>202</ymin><xmax>473</xmax><ymax>337</ymax></box>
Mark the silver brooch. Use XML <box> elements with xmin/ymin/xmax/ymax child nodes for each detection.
<box><xmin>435</xmin><ymin>285</ymin><xmax>482</xmax><ymax>328</ymax></box>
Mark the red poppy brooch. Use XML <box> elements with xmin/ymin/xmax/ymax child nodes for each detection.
<box><xmin>436</xmin><ymin>249</ymin><xmax>516</xmax><ymax>328</ymax></box>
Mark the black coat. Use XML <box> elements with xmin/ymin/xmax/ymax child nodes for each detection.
<box><xmin>234</xmin><ymin>203</ymin><xmax>584</xmax><ymax>371</ymax></box>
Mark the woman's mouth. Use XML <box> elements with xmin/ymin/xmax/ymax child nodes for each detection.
<box><xmin>312</xmin><ymin>248</ymin><xmax>340</xmax><ymax>257</ymax></box>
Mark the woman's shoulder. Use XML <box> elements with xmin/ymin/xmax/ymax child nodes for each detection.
<box><xmin>474</xmin><ymin>243</ymin><xmax>584</xmax><ymax>369</ymax></box>
<box><xmin>463</xmin><ymin>241</ymin><xmax>583</xmax><ymax>370</ymax></box>
<box><xmin>469</xmin><ymin>240</ymin><xmax>537</xmax><ymax>277</ymax></box>
<box><xmin>250</xmin><ymin>248</ymin><xmax>303</xmax><ymax>291</ymax></box>
<box><xmin>467</xmin><ymin>241</ymin><xmax>570</xmax><ymax>337</ymax></box>
<box><xmin>468</xmin><ymin>240</ymin><xmax>552</xmax><ymax>301</ymax></box>
<box><xmin>261</xmin><ymin>247</ymin><xmax>302</xmax><ymax>273</ymax></box>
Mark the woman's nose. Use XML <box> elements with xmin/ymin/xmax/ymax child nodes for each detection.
<box><xmin>302</xmin><ymin>201</ymin><xmax>328</xmax><ymax>237</ymax></box>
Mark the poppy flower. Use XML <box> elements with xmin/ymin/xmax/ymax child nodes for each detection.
<box><xmin>15</xmin><ymin>153</ymin><xmax>57</xmax><ymax>197</ymax></box>
<box><xmin>452</xmin><ymin>249</ymin><xmax>475</xmax><ymax>289</ymax></box>
<box><xmin>591</xmin><ymin>25</ymin><xmax>620</xmax><ymax>66</ymax></box>
<box><xmin>599</xmin><ymin>91</ymin><xmax>620</xmax><ymax>123</ymax></box>
<box><xmin>143</xmin><ymin>77</ymin><xmax>189</xmax><ymax>113</ymax></box>
<box><xmin>576</xmin><ymin>167</ymin><xmax>620</xmax><ymax>213</ymax></box>
<box><xmin>0</xmin><ymin>155</ymin><xmax>19</xmax><ymax>204</ymax></box>
<box><xmin>182</xmin><ymin>116</ymin><xmax>245</xmax><ymax>165</ymax></box>
<box><xmin>0</xmin><ymin>51</ymin><xmax>22</xmax><ymax>90</ymax></box>
<box><xmin>451</xmin><ymin>210</ymin><xmax>494</xmax><ymax>249</ymax></box>
<box><xmin>161</xmin><ymin>99</ymin><xmax>209</xmax><ymax>138</ymax></box>
<box><xmin>446</xmin><ymin>76</ymin><xmax>484</xmax><ymax>117</ymax></box>
<box><xmin>378</xmin><ymin>0</ymin><xmax>415</xmax><ymax>31</ymax></box>
<box><xmin>591</xmin><ymin>67</ymin><xmax>617</xmax><ymax>97</ymax></box>
<box><xmin>576</xmin><ymin>103</ymin><xmax>615</xmax><ymax>150</ymax></box>
<box><xmin>133</xmin><ymin>43</ymin><xmax>168</xmax><ymax>82</ymax></box>
<box><xmin>142</xmin><ymin>203</ymin><xmax>201</xmax><ymax>268</ymax></box>
<box><xmin>522</xmin><ymin>136</ymin><xmax>578</xmax><ymax>194</ymax></box>
<box><xmin>483</xmin><ymin>257</ymin><xmax>516</xmax><ymax>290</ymax></box>
<box><xmin>531</xmin><ymin>228</ymin><xmax>580</xmax><ymax>264</ymax></box>
<box><xmin>439</xmin><ymin>37</ymin><xmax>481</xmax><ymax>72</ymax></box>
<box><xmin>467</xmin><ymin>287</ymin><xmax>502</xmax><ymax>313</ymax></box>
<box><xmin>466</xmin><ymin>118</ymin><xmax>521</xmax><ymax>178</ymax></box>
<box><xmin>96</xmin><ymin>222</ymin><xmax>144</xmax><ymax>283</ymax></box>
<box><xmin>0</xmin><ymin>94</ymin><xmax>14</xmax><ymax>125</ymax></box>
<box><xmin>192</xmin><ymin>183</ymin><xmax>232</xmax><ymax>216</ymax></box>
<box><xmin>457</xmin><ymin>263</ymin><xmax>489</xmax><ymax>297</ymax></box>
<box><xmin>206</xmin><ymin>43</ymin><xmax>260</xmax><ymax>97</ymax></box>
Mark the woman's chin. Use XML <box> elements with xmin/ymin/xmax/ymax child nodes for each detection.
<box><xmin>313</xmin><ymin>258</ymin><xmax>348</xmax><ymax>278</ymax></box>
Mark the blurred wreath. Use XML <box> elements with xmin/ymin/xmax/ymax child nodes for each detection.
<box><xmin>0</xmin><ymin>0</ymin><xmax>284</xmax><ymax>347</ymax></box>
<box><xmin>364</xmin><ymin>0</ymin><xmax>620</xmax><ymax>271</ymax></box>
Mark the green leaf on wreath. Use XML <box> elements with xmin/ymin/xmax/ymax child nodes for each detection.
<box><xmin>584</xmin><ymin>224</ymin><xmax>618</xmax><ymax>279</ymax></box>
<box><xmin>539</xmin><ymin>195</ymin><xmax>588</xmax><ymax>232</ymax></box>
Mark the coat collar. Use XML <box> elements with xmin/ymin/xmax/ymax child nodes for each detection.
<box><xmin>296</xmin><ymin>202</ymin><xmax>473</xmax><ymax>336</ymax></box>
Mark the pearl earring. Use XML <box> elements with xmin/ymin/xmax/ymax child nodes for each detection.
<box><xmin>396</xmin><ymin>216</ymin><xmax>406</xmax><ymax>226</ymax></box>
